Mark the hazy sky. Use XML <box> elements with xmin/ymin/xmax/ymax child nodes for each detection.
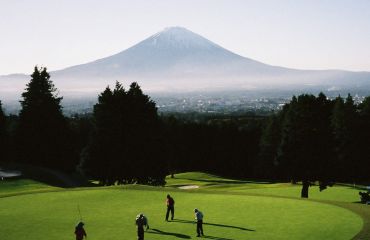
<box><xmin>1</xmin><ymin>0</ymin><xmax>370</xmax><ymax>75</ymax></box>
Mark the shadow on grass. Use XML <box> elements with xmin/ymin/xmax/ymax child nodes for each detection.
<box><xmin>172</xmin><ymin>219</ymin><xmax>255</xmax><ymax>232</ymax></box>
<box><xmin>0</xmin><ymin>163</ymin><xmax>91</xmax><ymax>188</ymax></box>
<box><xmin>353</xmin><ymin>201</ymin><xmax>370</xmax><ymax>205</ymax></box>
<box><xmin>202</xmin><ymin>236</ymin><xmax>235</xmax><ymax>240</ymax></box>
<box><xmin>181</xmin><ymin>178</ymin><xmax>272</xmax><ymax>185</ymax></box>
<box><xmin>148</xmin><ymin>228</ymin><xmax>191</xmax><ymax>239</ymax></box>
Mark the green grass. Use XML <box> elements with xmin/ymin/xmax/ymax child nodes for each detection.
<box><xmin>231</xmin><ymin>184</ymin><xmax>361</xmax><ymax>202</ymax></box>
<box><xmin>0</xmin><ymin>179</ymin><xmax>60</xmax><ymax>197</ymax></box>
<box><xmin>0</xmin><ymin>188</ymin><xmax>363</xmax><ymax>240</ymax></box>
<box><xmin>0</xmin><ymin>173</ymin><xmax>367</xmax><ymax>240</ymax></box>
<box><xmin>166</xmin><ymin>172</ymin><xmax>361</xmax><ymax>203</ymax></box>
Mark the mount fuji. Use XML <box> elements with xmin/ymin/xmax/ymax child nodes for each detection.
<box><xmin>1</xmin><ymin>26</ymin><xmax>370</xmax><ymax>98</ymax></box>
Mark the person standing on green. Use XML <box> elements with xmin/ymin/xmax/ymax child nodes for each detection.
<box><xmin>135</xmin><ymin>213</ymin><xmax>148</xmax><ymax>240</ymax></box>
<box><xmin>194</xmin><ymin>208</ymin><xmax>204</xmax><ymax>237</ymax></box>
<box><xmin>165</xmin><ymin>194</ymin><xmax>175</xmax><ymax>221</ymax></box>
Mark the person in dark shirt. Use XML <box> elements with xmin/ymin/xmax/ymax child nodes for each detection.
<box><xmin>136</xmin><ymin>213</ymin><xmax>149</xmax><ymax>230</ymax></box>
<box><xmin>74</xmin><ymin>222</ymin><xmax>87</xmax><ymax>240</ymax></box>
<box><xmin>136</xmin><ymin>213</ymin><xmax>148</xmax><ymax>240</ymax></box>
<box><xmin>194</xmin><ymin>208</ymin><xmax>204</xmax><ymax>237</ymax></box>
<box><xmin>165</xmin><ymin>194</ymin><xmax>175</xmax><ymax>221</ymax></box>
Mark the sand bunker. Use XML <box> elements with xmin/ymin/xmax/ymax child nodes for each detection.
<box><xmin>0</xmin><ymin>168</ymin><xmax>22</xmax><ymax>178</ymax></box>
<box><xmin>178</xmin><ymin>185</ymin><xmax>199</xmax><ymax>189</ymax></box>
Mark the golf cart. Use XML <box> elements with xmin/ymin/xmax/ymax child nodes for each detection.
<box><xmin>359</xmin><ymin>187</ymin><xmax>370</xmax><ymax>204</ymax></box>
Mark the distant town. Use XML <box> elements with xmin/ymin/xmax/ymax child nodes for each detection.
<box><xmin>2</xmin><ymin>91</ymin><xmax>367</xmax><ymax>117</ymax></box>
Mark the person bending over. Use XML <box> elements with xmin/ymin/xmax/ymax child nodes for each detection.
<box><xmin>135</xmin><ymin>213</ymin><xmax>148</xmax><ymax>240</ymax></box>
<box><xmin>194</xmin><ymin>208</ymin><xmax>204</xmax><ymax>237</ymax></box>
<box><xmin>74</xmin><ymin>222</ymin><xmax>87</xmax><ymax>240</ymax></box>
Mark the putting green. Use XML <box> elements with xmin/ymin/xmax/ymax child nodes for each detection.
<box><xmin>0</xmin><ymin>187</ymin><xmax>363</xmax><ymax>240</ymax></box>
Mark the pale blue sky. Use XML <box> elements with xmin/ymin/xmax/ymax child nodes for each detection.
<box><xmin>1</xmin><ymin>0</ymin><xmax>369</xmax><ymax>75</ymax></box>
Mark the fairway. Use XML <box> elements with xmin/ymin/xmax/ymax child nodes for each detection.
<box><xmin>0</xmin><ymin>185</ymin><xmax>363</xmax><ymax>240</ymax></box>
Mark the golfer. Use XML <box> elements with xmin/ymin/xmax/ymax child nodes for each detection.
<box><xmin>165</xmin><ymin>194</ymin><xmax>175</xmax><ymax>221</ymax></box>
<box><xmin>142</xmin><ymin>214</ymin><xmax>150</xmax><ymax>230</ymax></box>
<box><xmin>135</xmin><ymin>213</ymin><xmax>148</xmax><ymax>240</ymax></box>
<box><xmin>74</xmin><ymin>222</ymin><xmax>87</xmax><ymax>240</ymax></box>
<box><xmin>194</xmin><ymin>208</ymin><xmax>204</xmax><ymax>237</ymax></box>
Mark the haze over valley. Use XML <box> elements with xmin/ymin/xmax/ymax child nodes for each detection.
<box><xmin>1</xmin><ymin>27</ymin><xmax>370</xmax><ymax>114</ymax></box>
<box><xmin>2</xmin><ymin>2</ymin><xmax>370</xmax><ymax>240</ymax></box>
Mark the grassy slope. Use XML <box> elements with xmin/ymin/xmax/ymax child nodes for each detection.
<box><xmin>0</xmin><ymin>179</ymin><xmax>60</xmax><ymax>197</ymax></box>
<box><xmin>166</xmin><ymin>172</ymin><xmax>361</xmax><ymax>202</ymax></box>
<box><xmin>0</xmin><ymin>172</ymin><xmax>367</xmax><ymax>240</ymax></box>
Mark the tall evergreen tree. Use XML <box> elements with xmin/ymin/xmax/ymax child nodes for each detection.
<box><xmin>278</xmin><ymin>93</ymin><xmax>334</xmax><ymax>198</ymax></box>
<box><xmin>0</xmin><ymin>100</ymin><xmax>8</xmax><ymax>163</ymax></box>
<box><xmin>125</xmin><ymin>82</ymin><xmax>165</xmax><ymax>184</ymax></box>
<box><xmin>331</xmin><ymin>94</ymin><xmax>359</xmax><ymax>181</ymax></box>
<box><xmin>357</xmin><ymin>96</ymin><xmax>370</xmax><ymax>180</ymax></box>
<box><xmin>83</xmin><ymin>82</ymin><xmax>166</xmax><ymax>185</ymax></box>
<box><xmin>257</xmin><ymin>114</ymin><xmax>281</xmax><ymax>178</ymax></box>
<box><xmin>16</xmin><ymin>67</ymin><xmax>76</xmax><ymax>171</ymax></box>
<box><xmin>0</xmin><ymin>101</ymin><xmax>5</xmax><ymax>137</ymax></box>
<box><xmin>359</xmin><ymin>96</ymin><xmax>370</xmax><ymax>116</ymax></box>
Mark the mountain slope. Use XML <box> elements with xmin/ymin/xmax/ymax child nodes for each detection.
<box><xmin>1</xmin><ymin>26</ymin><xmax>370</xmax><ymax>96</ymax></box>
<box><xmin>54</xmin><ymin>27</ymin><xmax>283</xmax><ymax>79</ymax></box>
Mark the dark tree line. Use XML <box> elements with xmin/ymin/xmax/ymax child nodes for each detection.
<box><xmin>162</xmin><ymin>116</ymin><xmax>262</xmax><ymax>179</ymax></box>
<box><xmin>1</xmin><ymin>67</ymin><xmax>370</xmax><ymax>192</ymax></box>
<box><xmin>0</xmin><ymin>100</ymin><xmax>9</xmax><ymax>163</ymax></box>
<box><xmin>0</xmin><ymin>67</ymin><xmax>263</xmax><ymax>185</ymax></box>
<box><xmin>258</xmin><ymin>93</ymin><xmax>370</xmax><ymax>197</ymax></box>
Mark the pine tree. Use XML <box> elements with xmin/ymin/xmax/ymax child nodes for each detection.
<box><xmin>0</xmin><ymin>101</ymin><xmax>5</xmax><ymax>137</ymax></box>
<box><xmin>257</xmin><ymin>114</ymin><xmax>281</xmax><ymax>178</ymax></box>
<box><xmin>331</xmin><ymin>94</ymin><xmax>358</xmax><ymax>181</ymax></box>
<box><xmin>278</xmin><ymin>93</ymin><xmax>334</xmax><ymax>198</ymax></box>
<box><xmin>84</xmin><ymin>82</ymin><xmax>166</xmax><ymax>185</ymax></box>
<box><xmin>0</xmin><ymin>100</ymin><xmax>7</xmax><ymax>163</ymax></box>
<box><xmin>16</xmin><ymin>67</ymin><xmax>76</xmax><ymax>171</ymax></box>
<box><xmin>357</xmin><ymin>96</ymin><xmax>370</xmax><ymax>180</ymax></box>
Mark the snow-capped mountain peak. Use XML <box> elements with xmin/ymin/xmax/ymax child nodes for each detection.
<box><xmin>1</xmin><ymin>26</ymin><xmax>370</xmax><ymax>97</ymax></box>
<box><xmin>133</xmin><ymin>26</ymin><xmax>223</xmax><ymax>51</ymax></box>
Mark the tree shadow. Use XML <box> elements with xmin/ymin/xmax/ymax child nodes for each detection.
<box><xmin>353</xmin><ymin>201</ymin><xmax>370</xmax><ymax>205</ymax></box>
<box><xmin>148</xmin><ymin>228</ymin><xmax>191</xmax><ymax>239</ymax></box>
<box><xmin>182</xmin><ymin>177</ymin><xmax>272</xmax><ymax>185</ymax></box>
<box><xmin>172</xmin><ymin>219</ymin><xmax>255</xmax><ymax>232</ymax></box>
